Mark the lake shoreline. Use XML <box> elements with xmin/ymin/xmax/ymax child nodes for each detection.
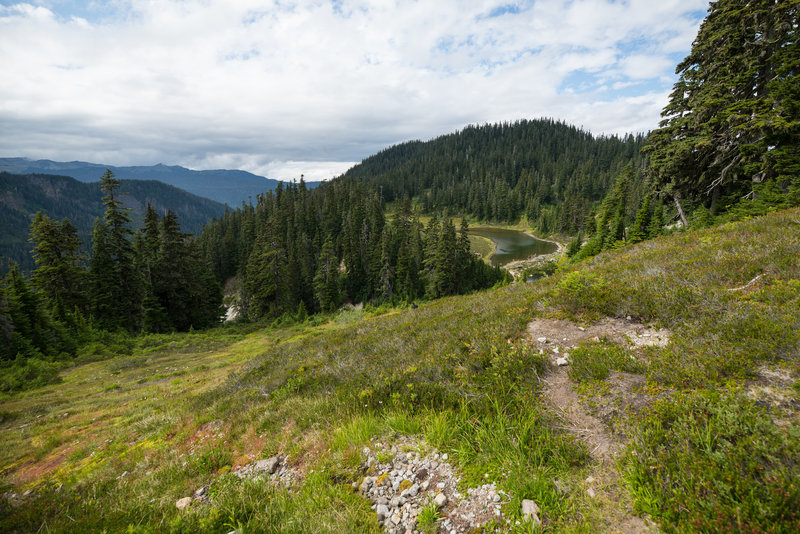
<box><xmin>469</xmin><ymin>226</ymin><xmax>559</xmax><ymax>267</ymax></box>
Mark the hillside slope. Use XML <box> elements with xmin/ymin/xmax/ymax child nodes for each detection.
<box><xmin>0</xmin><ymin>158</ymin><xmax>283</xmax><ymax>207</ymax></box>
<box><xmin>1</xmin><ymin>209</ymin><xmax>798</xmax><ymax>532</ymax></box>
<box><xmin>0</xmin><ymin>172</ymin><xmax>226</xmax><ymax>271</ymax></box>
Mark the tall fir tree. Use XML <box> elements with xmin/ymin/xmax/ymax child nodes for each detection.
<box><xmin>29</xmin><ymin>212</ymin><xmax>88</xmax><ymax>319</ymax></box>
<box><xmin>645</xmin><ymin>0</ymin><xmax>800</xmax><ymax>215</ymax></box>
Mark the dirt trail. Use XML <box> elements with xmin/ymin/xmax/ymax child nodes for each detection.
<box><xmin>528</xmin><ymin>317</ymin><xmax>668</xmax><ymax>533</ymax></box>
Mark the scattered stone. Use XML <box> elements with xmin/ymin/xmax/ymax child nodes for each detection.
<box><xmin>194</xmin><ymin>486</ymin><xmax>207</xmax><ymax>497</ymax></box>
<box><xmin>376</xmin><ymin>503</ymin><xmax>390</xmax><ymax>520</ymax></box>
<box><xmin>521</xmin><ymin>499</ymin><xmax>541</xmax><ymax>527</ymax></box>
<box><xmin>556</xmin><ymin>357</ymin><xmax>569</xmax><ymax>366</ymax></box>
<box><xmin>233</xmin><ymin>454</ymin><xmax>300</xmax><ymax>490</ymax></box>
<box><xmin>586</xmin><ymin>487</ymin><xmax>596</xmax><ymax>498</ymax></box>
<box><xmin>254</xmin><ymin>456</ymin><xmax>281</xmax><ymax>475</ymax></box>
<box><xmin>537</xmin><ymin>337</ymin><xmax>547</xmax><ymax>343</ymax></box>
<box><xmin>358</xmin><ymin>436</ymin><xmax>511</xmax><ymax>533</ymax></box>
<box><xmin>175</xmin><ymin>497</ymin><xmax>192</xmax><ymax>510</ymax></box>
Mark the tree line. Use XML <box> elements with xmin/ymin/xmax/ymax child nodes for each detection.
<box><xmin>199</xmin><ymin>179</ymin><xmax>507</xmax><ymax>321</ymax></box>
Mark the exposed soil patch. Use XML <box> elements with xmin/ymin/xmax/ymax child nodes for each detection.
<box><xmin>10</xmin><ymin>448</ymin><xmax>71</xmax><ymax>487</ymax></box>
<box><xmin>528</xmin><ymin>317</ymin><xmax>668</xmax><ymax>533</ymax></box>
<box><xmin>527</xmin><ymin>317</ymin><xmax>670</xmax><ymax>353</ymax></box>
<box><xmin>747</xmin><ymin>365</ymin><xmax>800</xmax><ymax>427</ymax></box>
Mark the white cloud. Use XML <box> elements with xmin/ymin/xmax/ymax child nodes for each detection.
<box><xmin>0</xmin><ymin>0</ymin><xmax>710</xmax><ymax>178</ymax></box>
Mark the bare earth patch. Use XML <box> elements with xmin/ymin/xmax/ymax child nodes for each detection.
<box><xmin>747</xmin><ymin>365</ymin><xmax>800</xmax><ymax>428</ymax></box>
<box><xmin>528</xmin><ymin>317</ymin><xmax>670</xmax><ymax>533</ymax></box>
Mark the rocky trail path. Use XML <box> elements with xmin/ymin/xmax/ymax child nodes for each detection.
<box><xmin>528</xmin><ymin>317</ymin><xmax>669</xmax><ymax>533</ymax></box>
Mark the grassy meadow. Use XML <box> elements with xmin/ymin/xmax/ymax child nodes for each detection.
<box><xmin>1</xmin><ymin>208</ymin><xmax>799</xmax><ymax>533</ymax></box>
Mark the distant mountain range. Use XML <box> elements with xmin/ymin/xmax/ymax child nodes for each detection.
<box><xmin>0</xmin><ymin>158</ymin><xmax>284</xmax><ymax>206</ymax></box>
<box><xmin>0</xmin><ymin>172</ymin><xmax>227</xmax><ymax>271</ymax></box>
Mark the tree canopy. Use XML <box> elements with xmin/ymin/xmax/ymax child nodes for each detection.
<box><xmin>645</xmin><ymin>0</ymin><xmax>800</xmax><ymax>213</ymax></box>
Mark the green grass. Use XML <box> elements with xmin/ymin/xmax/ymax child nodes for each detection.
<box><xmin>568</xmin><ymin>340</ymin><xmax>646</xmax><ymax>382</ymax></box>
<box><xmin>1</xmin><ymin>208</ymin><xmax>799</xmax><ymax>533</ymax></box>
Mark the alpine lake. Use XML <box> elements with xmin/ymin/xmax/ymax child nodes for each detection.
<box><xmin>468</xmin><ymin>227</ymin><xmax>557</xmax><ymax>267</ymax></box>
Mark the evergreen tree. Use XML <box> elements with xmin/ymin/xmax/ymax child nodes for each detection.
<box><xmin>314</xmin><ymin>235</ymin><xmax>342</xmax><ymax>312</ymax></box>
<box><xmin>136</xmin><ymin>205</ymin><xmax>169</xmax><ymax>332</ymax></box>
<box><xmin>432</xmin><ymin>219</ymin><xmax>458</xmax><ymax>298</ymax></box>
<box><xmin>89</xmin><ymin>170</ymin><xmax>141</xmax><ymax>332</ymax></box>
<box><xmin>628</xmin><ymin>195</ymin><xmax>652</xmax><ymax>244</ymax></box>
<box><xmin>645</xmin><ymin>0</ymin><xmax>800</xmax><ymax>215</ymax></box>
<box><xmin>29</xmin><ymin>212</ymin><xmax>88</xmax><ymax>318</ymax></box>
<box><xmin>245</xmin><ymin>223</ymin><xmax>290</xmax><ymax>318</ymax></box>
<box><xmin>0</xmin><ymin>263</ymin><xmax>74</xmax><ymax>361</ymax></box>
<box><xmin>647</xmin><ymin>201</ymin><xmax>665</xmax><ymax>238</ymax></box>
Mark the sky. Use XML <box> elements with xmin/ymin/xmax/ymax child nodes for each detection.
<box><xmin>0</xmin><ymin>0</ymin><xmax>710</xmax><ymax>182</ymax></box>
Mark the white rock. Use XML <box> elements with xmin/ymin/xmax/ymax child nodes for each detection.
<box><xmin>434</xmin><ymin>493</ymin><xmax>447</xmax><ymax>507</ymax></box>
<box><xmin>552</xmin><ymin>346</ymin><xmax>560</xmax><ymax>354</ymax></box>
<box><xmin>441</xmin><ymin>453</ymin><xmax>448</xmax><ymax>460</ymax></box>
<box><xmin>537</xmin><ymin>337</ymin><xmax>547</xmax><ymax>343</ymax></box>
<box><xmin>556</xmin><ymin>357</ymin><xmax>569</xmax><ymax>366</ymax></box>
<box><xmin>376</xmin><ymin>504</ymin><xmax>390</xmax><ymax>520</ymax></box>
<box><xmin>175</xmin><ymin>497</ymin><xmax>192</xmax><ymax>510</ymax></box>
<box><xmin>521</xmin><ymin>499</ymin><xmax>541</xmax><ymax>527</ymax></box>
<box><xmin>587</xmin><ymin>487</ymin><xmax>596</xmax><ymax>498</ymax></box>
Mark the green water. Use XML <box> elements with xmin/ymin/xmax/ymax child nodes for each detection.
<box><xmin>469</xmin><ymin>227</ymin><xmax>557</xmax><ymax>266</ymax></box>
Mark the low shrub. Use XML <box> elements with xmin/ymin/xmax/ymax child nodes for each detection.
<box><xmin>568</xmin><ymin>340</ymin><xmax>645</xmax><ymax>382</ymax></box>
<box><xmin>624</xmin><ymin>391</ymin><xmax>800</xmax><ymax>533</ymax></box>
<box><xmin>555</xmin><ymin>271</ymin><xmax>617</xmax><ymax>317</ymax></box>
<box><xmin>0</xmin><ymin>356</ymin><xmax>62</xmax><ymax>392</ymax></box>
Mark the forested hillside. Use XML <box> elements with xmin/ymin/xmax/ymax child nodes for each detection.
<box><xmin>199</xmin><ymin>180</ymin><xmax>506</xmax><ymax>320</ymax></box>
<box><xmin>340</xmin><ymin>119</ymin><xmax>648</xmax><ymax>235</ymax></box>
<box><xmin>197</xmin><ymin>120</ymin><xmax>650</xmax><ymax>322</ymax></box>
<box><xmin>0</xmin><ymin>172</ymin><xmax>226</xmax><ymax>271</ymax></box>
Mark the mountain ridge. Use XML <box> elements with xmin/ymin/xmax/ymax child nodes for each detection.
<box><xmin>0</xmin><ymin>157</ymin><xmax>285</xmax><ymax>207</ymax></box>
<box><xmin>0</xmin><ymin>171</ymin><xmax>227</xmax><ymax>271</ymax></box>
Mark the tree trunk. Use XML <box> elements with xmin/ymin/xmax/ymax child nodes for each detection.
<box><xmin>673</xmin><ymin>196</ymin><xmax>688</xmax><ymax>228</ymax></box>
<box><xmin>710</xmin><ymin>185</ymin><xmax>720</xmax><ymax>214</ymax></box>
